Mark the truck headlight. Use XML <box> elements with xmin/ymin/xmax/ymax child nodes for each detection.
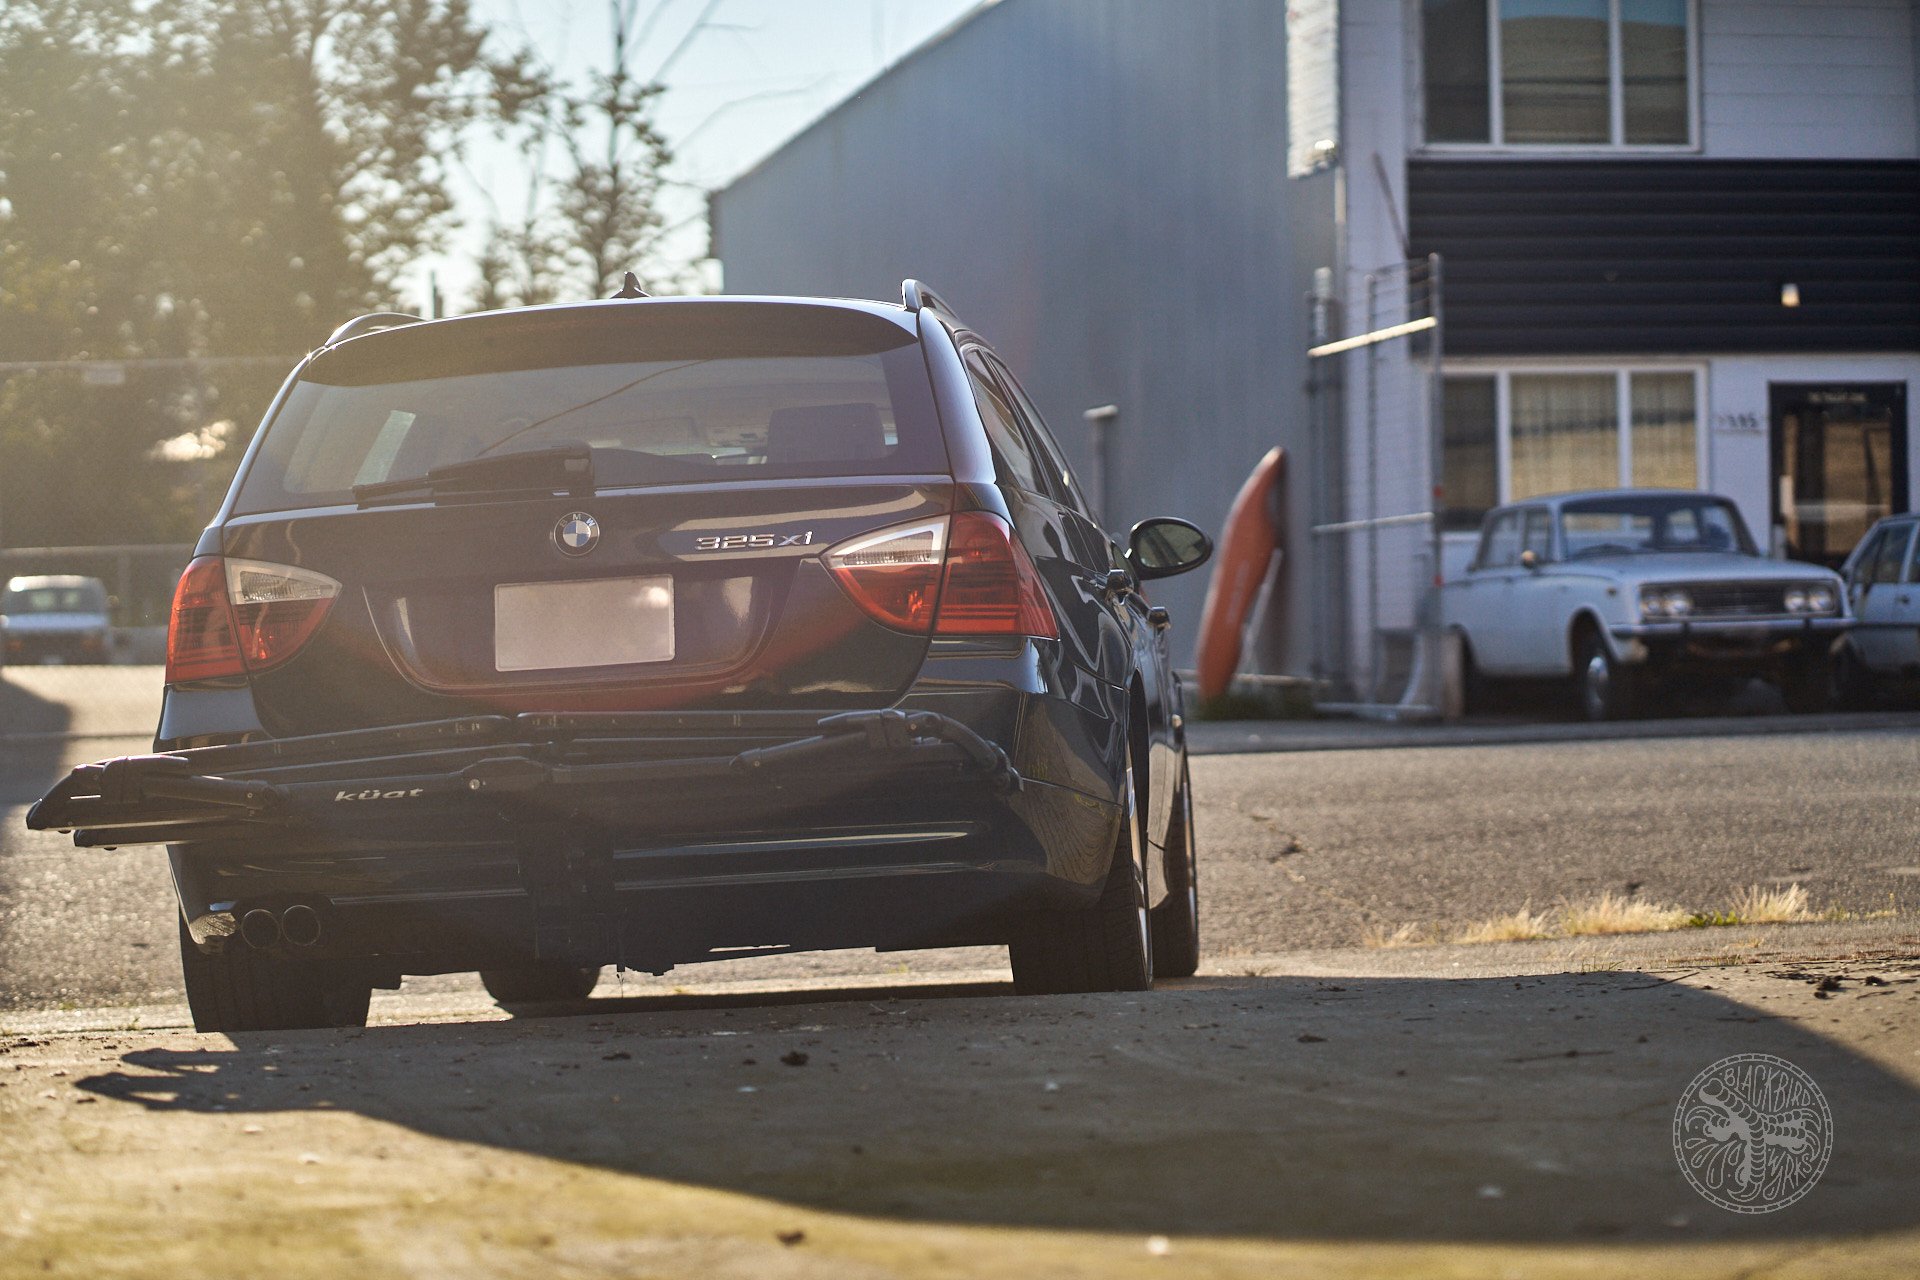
<box><xmin>1640</xmin><ymin>587</ymin><xmax>1692</xmax><ymax>618</ymax></box>
<box><xmin>1786</xmin><ymin>585</ymin><xmax>1837</xmax><ymax>615</ymax></box>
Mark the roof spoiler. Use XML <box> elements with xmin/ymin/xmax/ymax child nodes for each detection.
<box><xmin>322</xmin><ymin>311</ymin><xmax>425</xmax><ymax>347</ymax></box>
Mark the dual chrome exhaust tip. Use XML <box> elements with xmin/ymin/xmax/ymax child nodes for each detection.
<box><xmin>238</xmin><ymin>903</ymin><xmax>323</xmax><ymax>949</ymax></box>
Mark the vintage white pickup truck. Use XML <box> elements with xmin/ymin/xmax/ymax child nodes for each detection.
<box><xmin>1441</xmin><ymin>490</ymin><xmax>1850</xmax><ymax>720</ymax></box>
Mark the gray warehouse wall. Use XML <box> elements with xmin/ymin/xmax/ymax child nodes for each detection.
<box><xmin>714</xmin><ymin>0</ymin><xmax>1335</xmax><ymax>671</ymax></box>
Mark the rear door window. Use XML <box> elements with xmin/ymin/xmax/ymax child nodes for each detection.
<box><xmin>986</xmin><ymin>355</ymin><xmax>1096</xmax><ymax>520</ymax></box>
<box><xmin>236</xmin><ymin>304</ymin><xmax>946</xmax><ymax>514</ymax></box>
<box><xmin>961</xmin><ymin>348</ymin><xmax>1045</xmax><ymax>495</ymax></box>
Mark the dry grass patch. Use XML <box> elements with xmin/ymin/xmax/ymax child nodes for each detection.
<box><xmin>1728</xmin><ymin>882</ymin><xmax>1813</xmax><ymax>924</ymax></box>
<box><xmin>1456</xmin><ymin>905</ymin><xmax>1555</xmax><ymax>944</ymax></box>
<box><xmin>1393</xmin><ymin>883</ymin><xmax>1842</xmax><ymax>950</ymax></box>
<box><xmin>1559</xmin><ymin>890</ymin><xmax>1692</xmax><ymax>937</ymax></box>
<box><xmin>1361</xmin><ymin>921</ymin><xmax>1428</xmax><ymax>949</ymax></box>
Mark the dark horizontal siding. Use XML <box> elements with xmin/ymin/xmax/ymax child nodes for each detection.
<box><xmin>1408</xmin><ymin>160</ymin><xmax>1920</xmax><ymax>356</ymax></box>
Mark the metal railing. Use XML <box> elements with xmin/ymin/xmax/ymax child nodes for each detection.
<box><xmin>1306</xmin><ymin>255</ymin><xmax>1445</xmax><ymax>719</ymax></box>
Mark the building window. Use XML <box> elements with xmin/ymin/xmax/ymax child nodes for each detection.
<box><xmin>1511</xmin><ymin>372</ymin><xmax>1618</xmax><ymax>494</ymax></box>
<box><xmin>1441</xmin><ymin>376</ymin><xmax>1498</xmax><ymax>529</ymax></box>
<box><xmin>1441</xmin><ymin>369</ymin><xmax>1700</xmax><ymax>524</ymax></box>
<box><xmin>1421</xmin><ymin>0</ymin><xmax>1693</xmax><ymax>148</ymax></box>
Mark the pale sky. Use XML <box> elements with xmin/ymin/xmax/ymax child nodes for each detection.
<box><xmin>405</xmin><ymin>0</ymin><xmax>984</xmax><ymax>311</ymax></box>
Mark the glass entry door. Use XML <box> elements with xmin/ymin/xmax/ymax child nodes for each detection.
<box><xmin>1770</xmin><ymin>383</ymin><xmax>1909</xmax><ymax>569</ymax></box>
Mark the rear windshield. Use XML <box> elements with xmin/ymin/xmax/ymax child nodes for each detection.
<box><xmin>234</xmin><ymin>303</ymin><xmax>944</xmax><ymax>514</ymax></box>
<box><xmin>2</xmin><ymin>582</ymin><xmax>107</xmax><ymax>614</ymax></box>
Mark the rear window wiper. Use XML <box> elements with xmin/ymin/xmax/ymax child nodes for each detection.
<box><xmin>352</xmin><ymin>443</ymin><xmax>595</xmax><ymax>506</ymax></box>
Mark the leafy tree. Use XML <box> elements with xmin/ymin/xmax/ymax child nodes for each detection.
<box><xmin>470</xmin><ymin>0</ymin><xmax>675</xmax><ymax>308</ymax></box>
<box><xmin>0</xmin><ymin>0</ymin><xmax>513</xmax><ymax>546</ymax></box>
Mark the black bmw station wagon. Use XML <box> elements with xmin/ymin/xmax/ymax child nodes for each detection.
<box><xmin>29</xmin><ymin>281</ymin><xmax>1213</xmax><ymax>1031</ymax></box>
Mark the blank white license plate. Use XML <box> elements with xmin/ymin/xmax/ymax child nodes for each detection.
<box><xmin>494</xmin><ymin>576</ymin><xmax>674</xmax><ymax>672</ymax></box>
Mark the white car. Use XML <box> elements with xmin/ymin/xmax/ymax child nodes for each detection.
<box><xmin>1441</xmin><ymin>490</ymin><xmax>1850</xmax><ymax>720</ymax></box>
<box><xmin>1834</xmin><ymin>513</ymin><xmax>1920</xmax><ymax>705</ymax></box>
<box><xmin>1</xmin><ymin>575</ymin><xmax>113</xmax><ymax>665</ymax></box>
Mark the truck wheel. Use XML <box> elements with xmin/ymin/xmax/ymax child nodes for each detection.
<box><xmin>1575</xmin><ymin>630</ymin><xmax>1641</xmax><ymax>721</ymax></box>
<box><xmin>1150</xmin><ymin>757</ymin><xmax>1200</xmax><ymax>978</ymax></box>
<box><xmin>178</xmin><ymin>919</ymin><xmax>371</xmax><ymax>1033</ymax></box>
<box><xmin>479</xmin><ymin>963</ymin><xmax>602</xmax><ymax>1007</ymax></box>
<box><xmin>1782</xmin><ymin>651</ymin><xmax>1833</xmax><ymax>714</ymax></box>
<box><xmin>1010</xmin><ymin>764</ymin><xmax>1153</xmax><ymax>995</ymax></box>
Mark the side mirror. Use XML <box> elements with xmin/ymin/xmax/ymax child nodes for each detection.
<box><xmin>1519</xmin><ymin>548</ymin><xmax>1541</xmax><ymax>571</ymax></box>
<box><xmin>1127</xmin><ymin>517</ymin><xmax>1213</xmax><ymax>580</ymax></box>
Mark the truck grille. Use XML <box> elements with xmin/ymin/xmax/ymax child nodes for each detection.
<box><xmin>1678</xmin><ymin>582</ymin><xmax>1794</xmax><ymax>617</ymax></box>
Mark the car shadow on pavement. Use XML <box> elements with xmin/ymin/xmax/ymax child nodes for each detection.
<box><xmin>0</xmin><ymin>670</ymin><xmax>73</xmax><ymax>805</ymax></box>
<box><xmin>71</xmin><ymin>967</ymin><xmax>1920</xmax><ymax>1245</ymax></box>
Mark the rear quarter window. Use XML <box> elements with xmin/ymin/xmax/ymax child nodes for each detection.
<box><xmin>235</xmin><ymin>304</ymin><xmax>946</xmax><ymax>513</ymax></box>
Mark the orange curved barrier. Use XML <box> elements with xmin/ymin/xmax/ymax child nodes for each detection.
<box><xmin>1194</xmin><ymin>447</ymin><xmax>1285</xmax><ymax>702</ymax></box>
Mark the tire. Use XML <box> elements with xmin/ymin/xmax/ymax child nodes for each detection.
<box><xmin>1782</xmin><ymin>651</ymin><xmax>1833</xmax><ymax>715</ymax></box>
<box><xmin>1459</xmin><ymin>635</ymin><xmax>1492</xmax><ymax>716</ymax></box>
<box><xmin>179</xmin><ymin>919</ymin><xmax>372</xmax><ymax>1033</ymax></box>
<box><xmin>1574</xmin><ymin>629</ymin><xmax>1642</xmax><ymax>722</ymax></box>
<box><xmin>1831</xmin><ymin>641</ymin><xmax>1877</xmax><ymax>711</ymax></box>
<box><xmin>1009</xmin><ymin>763</ymin><xmax>1153</xmax><ymax>995</ymax></box>
<box><xmin>1149</xmin><ymin>756</ymin><xmax>1200</xmax><ymax>978</ymax></box>
<box><xmin>479</xmin><ymin>962</ymin><xmax>602</xmax><ymax>1007</ymax></box>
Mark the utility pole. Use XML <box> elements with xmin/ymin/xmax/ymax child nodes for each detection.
<box><xmin>1083</xmin><ymin>404</ymin><xmax>1119</xmax><ymax>522</ymax></box>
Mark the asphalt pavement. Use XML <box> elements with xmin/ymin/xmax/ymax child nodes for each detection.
<box><xmin>6</xmin><ymin>669</ymin><xmax>1920</xmax><ymax>1279</ymax></box>
<box><xmin>4</xmin><ymin>668</ymin><xmax>1918</xmax><ymax>1014</ymax></box>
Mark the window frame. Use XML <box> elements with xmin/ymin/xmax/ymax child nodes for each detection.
<box><xmin>1418</xmin><ymin>0</ymin><xmax>1701</xmax><ymax>154</ymax></box>
<box><xmin>960</xmin><ymin>345</ymin><xmax>1047</xmax><ymax>497</ymax></box>
<box><xmin>1521</xmin><ymin>506</ymin><xmax>1556</xmax><ymax>563</ymax></box>
<box><xmin>1870</xmin><ymin>520</ymin><xmax>1916</xmax><ymax>585</ymax></box>
<box><xmin>981</xmin><ymin>352</ymin><xmax>1098</xmax><ymax>523</ymax></box>
<box><xmin>1475</xmin><ymin>508</ymin><xmax>1524</xmax><ymax>570</ymax></box>
<box><xmin>1445</xmin><ymin>362</ymin><xmax>1708</xmax><ymax>511</ymax></box>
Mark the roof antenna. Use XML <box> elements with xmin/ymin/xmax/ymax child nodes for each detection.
<box><xmin>610</xmin><ymin>271</ymin><xmax>649</xmax><ymax>299</ymax></box>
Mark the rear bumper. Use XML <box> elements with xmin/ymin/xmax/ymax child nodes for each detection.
<box><xmin>29</xmin><ymin>706</ymin><xmax>1121</xmax><ymax>973</ymax></box>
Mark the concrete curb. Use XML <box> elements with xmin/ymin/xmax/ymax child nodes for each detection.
<box><xmin>1187</xmin><ymin>709</ymin><xmax>1920</xmax><ymax>755</ymax></box>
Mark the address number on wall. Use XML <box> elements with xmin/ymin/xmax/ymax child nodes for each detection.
<box><xmin>1712</xmin><ymin>411</ymin><xmax>1764</xmax><ymax>433</ymax></box>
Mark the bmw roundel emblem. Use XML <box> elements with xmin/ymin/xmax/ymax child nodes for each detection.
<box><xmin>553</xmin><ymin>512</ymin><xmax>600</xmax><ymax>556</ymax></box>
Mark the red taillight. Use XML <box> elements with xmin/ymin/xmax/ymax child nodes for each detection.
<box><xmin>225</xmin><ymin>558</ymin><xmax>340</xmax><ymax>674</ymax></box>
<box><xmin>166</xmin><ymin>556</ymin><xmax>340</xmax><ymax>683</ymax></box>
<box><xmin>934</xmin><ymin>512</ymin><xmax>1058</xmax><ymax>639</ymax></box>
<box><xmin>167</xmin><ymin>556</ymin><xmax>244</xmax><ymax>682</ymax></box>
<box><xmin>824</xmin><ymin>518</ymin><xmax>946</xmax><ymax>632</ymax></box>
<box><xmin>824</xmin><ymin>512</ymin><xmax>1057</xmax><ymax>639</ymax></box>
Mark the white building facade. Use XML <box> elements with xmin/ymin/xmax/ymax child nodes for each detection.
<box><xmin>1327</xmin><ymin>0</ymin><xmax>1920</xmax><ymax>698</ymax></box>
<box><xmin>710</xmin><ymin>0</ymin><xmax>1917</xmax><ymax>697</ymax></box>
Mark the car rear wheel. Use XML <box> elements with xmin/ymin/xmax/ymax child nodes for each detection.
<box><xmin>479</xmin><ymin>963</ymin><xmax>603</xmax><ymax>1007</ymax></box>
<box><xmin>1781</xmin><ymin>651</ymin><xmax>1833</xmax><ymax>715</ymax></box>
<box><xmin>178</xmin><ymin>919</ymin><xmax>372</xmax><ymax>1033</ymax></box>
<box><xmin>1009</xmin><ymin>764</ymin><xmax>1153</xmax><ymax>995</ymax></box>
<box><xmin>1575</xmin><ymin>630</ymin><xmax>1641</xmax><ymax>721</ymax></box>
<box><xmin>1150</xmin><ymin>756</ymin><xmax>1199</xmax><ymax>978</ymax></box>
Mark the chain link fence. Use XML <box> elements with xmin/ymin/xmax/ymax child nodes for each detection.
<box><xmin>1306</xmin><ymin>255</ymin><xmax>1445</xmax><ymax>716</ymax></box>
<box><xmin>2</xmin><ymin>544</ymin><xmax>184</xmax><ymax>740</ymax></box>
